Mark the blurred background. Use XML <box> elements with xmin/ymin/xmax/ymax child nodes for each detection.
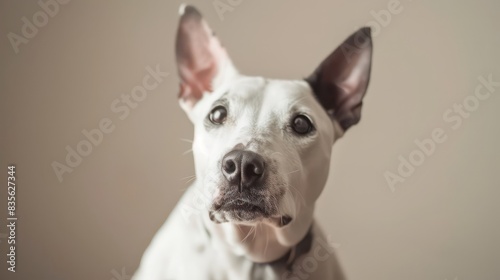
<box><xmin>1</xmin><ymin>0</ymin><xmax>499</xmax><ymax>279</ymax></box>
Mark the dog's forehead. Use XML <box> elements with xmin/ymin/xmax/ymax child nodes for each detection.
<box><xmin>224</xmin><ymin>76</ymin><xmax>315</xmax><ymax>110</ymax></box>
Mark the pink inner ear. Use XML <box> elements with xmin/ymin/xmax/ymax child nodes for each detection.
<box><xmin>176</xmin><ymin>8</ymin><xmax>229</xmax><ymax>107</ymax></box>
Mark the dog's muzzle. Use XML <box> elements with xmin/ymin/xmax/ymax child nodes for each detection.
<box><xmin>209</xmin><ymin>149</ymin><xmax>282</xmax><ymax>223</ymax></box>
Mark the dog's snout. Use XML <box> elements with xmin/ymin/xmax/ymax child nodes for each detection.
<box><xmin>222</xmin><ymin>150</ymin><xmax>265</xmax><ymax>191</ymax></box>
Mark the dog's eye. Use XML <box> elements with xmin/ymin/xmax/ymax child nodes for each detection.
<box><xmin>292</xmin><ymin>115</ymin><xmax>314</xmax><ymax>135</ymax></box>
<box><xmin>209</xmin><ymin>106</ymin><xmax>227</xmax><ymax>125</ymax></box>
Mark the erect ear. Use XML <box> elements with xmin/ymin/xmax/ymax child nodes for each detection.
<box><xmin>306</xmin><ymin>27</ymin><xmax>373</xmax><ymax>132</ymax></box>
<box><xmin>175</xmin><ymin>5</ymin><xmax>237</xmax><ymax>110</ymax></box>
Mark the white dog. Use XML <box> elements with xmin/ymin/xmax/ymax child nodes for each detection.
<box><xmin>134</xmin><ymin>4</ymin><xmax>372</xmax><ymax>280</ymax></box>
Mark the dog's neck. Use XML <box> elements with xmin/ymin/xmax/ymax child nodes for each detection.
<box><xmin>207</xmin><ymin>221</ymin><xmax>291</xmax><ymax>263</ymax></box>
<box><xmin>201</xmin><ymin>206</ymin><xmax>315</xmax><ymax>264</ymax></box>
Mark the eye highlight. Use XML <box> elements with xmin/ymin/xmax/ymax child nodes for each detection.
<box><xmin>291</xmin><ymin>114</ymin><xmax>315</xmax><ymax>135</ymax></box>
<box><xmin>208</xmin><ymin>106</ymin><xmax>227</xmax><ymax>125</ymax></box>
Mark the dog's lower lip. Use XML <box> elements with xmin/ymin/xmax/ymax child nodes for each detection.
<box><xmin>220</xmin><ymin>199</ymin><xmax>265</xmax><ymax>213</ymax></box>
<box><xmin>231</xmin><ymin>199</ymin><xmax>257</xmax><ymax>208</ymax></box>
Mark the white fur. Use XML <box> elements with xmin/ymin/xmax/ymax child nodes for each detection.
<box><xmin>134</xmin><ymin>68</ymin><xmax>346</xmax><ymax>279</ymax></box>
<box><xmin>134</xmin><ymin>6</ymin><xmax>350</xmax><ymax>279</ymax></box>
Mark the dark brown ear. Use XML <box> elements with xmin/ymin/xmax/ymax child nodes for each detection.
<box><xmin>176</xmin><ymin>5</ymin><xmax>235</xmax><ymax>109</ymax></box>
<box><xmin>306</xmin><ymin>27</ymin><xmax>373</xmax><ymax>131</ymax></box>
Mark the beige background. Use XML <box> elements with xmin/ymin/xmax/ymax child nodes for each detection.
<box><xmin>1</xmin><ymin>0</ymin><xmax>499</xmax><ymax>279</ymax></box>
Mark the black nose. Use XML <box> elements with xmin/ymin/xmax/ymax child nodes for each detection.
<box><xmin>222</xmin><ymin>150</ymin><xmax>265</xmax><ymax>191</ymax></box>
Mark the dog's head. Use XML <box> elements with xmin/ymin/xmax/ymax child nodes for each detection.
<box><xmin>176</xmin><ymin>6</ymin><xmax>372</xmax><ymax>229</ymax></box>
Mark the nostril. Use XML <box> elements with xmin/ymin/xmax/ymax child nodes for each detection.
<box><xmin>243</xmin><ymin>161</ymin><xmax>265</xmax><ymax>181</ymax></box>
<box><xmin>246</xmin><ymin>163</ymin><xmax>263</xmax><ymax>177</ymax></box>
<box><xmin>224</xmin><ymin>160</ymin><xmax>236</xmax><ymax>174</ymax></box>
<box><xmin>253</xmin><ymin>163</ymin><xmax>264</xmax><ymax>176</ymax></box>
<box><xmin>244</xmin><ymin>165</ymin><xmax>255</xmax><ymax>178</ymax></box>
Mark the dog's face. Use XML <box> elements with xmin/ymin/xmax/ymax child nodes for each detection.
<box><xmin>176</xmin><ymin>6</ymin><xmax>372</xmax><ymax>228</ymax></box>
<box><xmin>191</xmin><ymin>77</ymin><xmax>336</xmax><ymax>226</ymax></box>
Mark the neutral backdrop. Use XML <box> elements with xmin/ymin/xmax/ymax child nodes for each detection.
<box><xmin>1</xmin><ymin>0</ymin><xmax>499</xmax><ymax>279</ymax></box>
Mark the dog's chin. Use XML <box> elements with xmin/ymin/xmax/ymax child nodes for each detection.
<box><xmin>208</xmin><ymin>200</ymin><xmax>293</xmax><ymax>227</ymax></box>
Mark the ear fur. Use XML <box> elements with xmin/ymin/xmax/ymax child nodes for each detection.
<box><xmin>306</xmin><ymin>27</ymin><xmax>373</xmax><ymax>131</ymax></box>
<box><xmin>176</xmin><ymin>5</ymin><xmax>236</xmax><ymax>110</ymax></box>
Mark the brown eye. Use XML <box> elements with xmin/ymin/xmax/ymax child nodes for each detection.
<box><xmin>209</xmin><ymin>106</ymin><xmax>227</xmax><ymax>124</ymax></box>
<box><xmin>292</xmin><ymin>115</ymin><xmax>314</xmax><ymax>135</ymax></box>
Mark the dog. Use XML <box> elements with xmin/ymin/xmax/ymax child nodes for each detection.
<box><xmin>133</xmin><ymin>4</ymin><xmax>372</xmax><ymax>280</ymax></box>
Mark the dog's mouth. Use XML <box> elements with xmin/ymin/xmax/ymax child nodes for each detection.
<box><xmin>208</xmin><ymin>178</ymin><xmax>290</xmax><ymax>226</ymax></box>
<box><xmin>209</xmin><ymin>196</ymin><xmax>271</xmax><ymax>223</ymax></box>
<box><xmin>220</xmin><ymin>199</ymin><xmax>266</xmax><ymax>213</ymax></box>
<box><xmin>215</xmin><ymin>198</ymin><xmax>266</xmax><ymax>215</ymax></box>
<box><xmin>209</xmin><ymin>198</ymin><xmax>292</xmax><ymax>227</ymax></box>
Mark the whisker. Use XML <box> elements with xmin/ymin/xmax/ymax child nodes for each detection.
<box><xmin>264</xmin><ymin>224</ymin><xmax>269</xmax><ymax>256</ymax></box>
<box><xmin>288</xmin><ymin>184</ymin><xmax>306</xmax><ymax>206</ymax></box>
<box><xmin>286</xmin><ymin>169</ymin><xmax>300</xmax><ymax>175</ymax></box>
<box><xmin>180</xmin><ymin>174</ymin><xmax>196</xmax><ymax>181</ymax></box>
<box><xmin>251</xmin><ymin>225</ymin><xmax>258</xmax><ymax>242</ymax></box>
<box><xmin>241</xmin><ymin>226</ymin><xmax>255</xmax><ymax>243</ymax></box>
